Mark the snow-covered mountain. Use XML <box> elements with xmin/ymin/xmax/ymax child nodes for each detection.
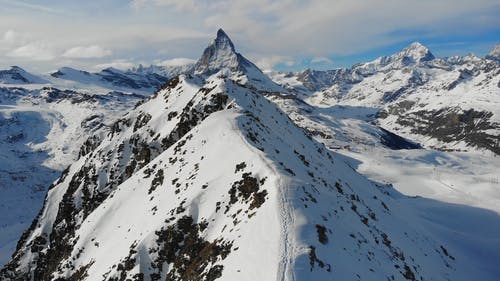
<box><xmin>50</xmin><ymin>67</ymin><xmax>170</xmax><ymax>94</ymax></box>
<box><xmin>194</xmin><ymin>29</ymin><xmax>284</xmax><ymax>92</ymax></box>
<box><xmin>2</xmin><ymin>30</ymin><xmax>499</xmax><ymax>281</ymax></box>
<box><xmin>486</xmin><ymin>44</ymin><xmax>500</xmax><ymax>61</ymax></box>
<box><xmin>0</xmin><ymin>66</ymin><xmax>48</xmax><ymax>85</ymax></box>
<box><xmin>270</xmin><ymin>43</ymin><xmax>500</xmax><ymax>155</ymax></box>
<box><xmin>129</xmin><ymin>62</ymin><xmax>195</xmax><ymax>79</ymax></box>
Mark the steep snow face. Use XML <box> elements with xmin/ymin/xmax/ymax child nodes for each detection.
<box><xmin>3</xmin><ymin>32</ymin><xmax>499</xmax><ymax>281</ymax></box>
<box><xmin>0</xmin><ymin>66</ymin><xmax>48</xmax><ymax>85</ymax></box>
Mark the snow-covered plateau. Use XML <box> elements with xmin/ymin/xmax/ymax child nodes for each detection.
<box><xmin>0</xmin><ymin>29</ymin><xmax>499</xmax><ymax>281</ymax></box>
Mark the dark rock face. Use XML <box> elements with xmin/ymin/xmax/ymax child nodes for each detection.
<box><xmin>0</xmin><ymin>66</ymin><xmax>47</xmax><ymax>84</ymax></box>
<box><xmin>228</xmin><ymin>172</ymin><xmax>268</xmax><ymax>210</ymax></box>
<box><xmin>394</xmin><ymin>108</ymin><xmax>500</xmax><ymax>154</ymax></box>
<box><xmin>160</xmin><ymin>89</ymin><xmax>228</xmax><ymax>150</ymax></box>
<box><xmin>148</xmin><ymin>216</ymin><xmax>232</xmax><ymax>281</ymax></box>
<box><xmin>194</xmin><ymin>29</ymin><xmax>237</xmax><ymax>74</ymax></box>
<box><xmin>297</xmin><ymin>69</ymin><xmax>348</xmax><ymax>92</ymax></box>
<box><xmin>0</xmin><ymin>69</ymin><xmax>29</xmax><ymax>83</ymax></box>
<box><xmin>379</xmin><ymin>128</ymin><xmax>421</xmax><ymax>150</ymax></box>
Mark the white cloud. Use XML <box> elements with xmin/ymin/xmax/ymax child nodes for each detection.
<box><xmin>311</xmin><ymin>56</ymin><xmax>333</xmax><ymax>64</ymax></box>
<box><xmin>132</xmin><ymin>0</ymin><xmax>201</xmax><ymax>12</ymax></box>
<box><xmin>0</xmin><ymin>0</ymin><xmax>64</xmax><ymax>14</ymax></box>
<box><xmin>62</xmin><ymin>45</ymin><xmax>112</xmax><ymax>59</ymax></box>
<box><xmin>157</xmin><ymin>58</ymin><xmax>196</xmax><ymax>67</ymax></box>
<box><xmin>130</xmin><ymin>0</ymin><xmax>147</xmax><ymax>9</ymax></box>
<box><xmin>155</xmin><ymin>0</ymin><xmax>500</xmax><ymax>56</ymax></box>
<box><xmin>7</xmin><ymin>42</ymin><xmax>56</xmax><ymax>61</ymax></box>
<box><xmin>3</xmin><ymin>30</ymin><xmax>19</xmax><ymax>43</ymax></box>
<box><xmin>1</xmin><ymin>30</ymin><xmax>31</xmax><ymax>48</ymax></box>
<box><xmin>253</xmin><ymin>55</ymin><xmax>295</xmax><ymax>71</ymax></box>
<box><xmin>93</xmin><ymin>60</ymin><xmax>135</xmax><ymax>71</ymax></box>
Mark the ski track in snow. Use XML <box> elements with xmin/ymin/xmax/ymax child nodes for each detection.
<box><xmin>231</xmin><ymin>118</ymin><xmax>296</xmax><ymax>281</ymax></box>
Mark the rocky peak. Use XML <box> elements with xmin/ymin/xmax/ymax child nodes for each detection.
<box><xmin>9</xmin><ymin>66</ymin><xmax>24</xmax><ymax>72</ymax></box>
<box><xmin>194</xmin><ymin>29</ymin><xmax>285</xmax><ymax>92</ymax></box>
<box><xmin>214</xmin><ymin>28</ymin><xmax>236</xmax><ymax>52</ymax></box>
<box><xmin>397</xmin><ymin>42</ymin><xmax>435</xmax><ymax>64</ymax></box>
<box><xmin>194</xmin><ymin>28</ymin><xmax>240</xmax><ymax>74</ymax></box>
<box><xmin>352</xmin><ymin>42</ymin><xmax>435</xmax><ymax>76</ymax></box>
<box><xmin>486</xmin><ymin>44</ymin><xmax>500</xmax><ymax>61</ymax></box>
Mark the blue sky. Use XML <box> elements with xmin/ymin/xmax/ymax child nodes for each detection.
<box><xmin>0</xmin><ymin>0</ymin><xmax>498</xmax><ymax>73</ymax></box>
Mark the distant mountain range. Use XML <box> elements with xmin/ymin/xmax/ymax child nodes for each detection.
<box><xmin>270</xmin><ymin>42</ymin><xmax>500</xmax><ymax>155</ymax></box>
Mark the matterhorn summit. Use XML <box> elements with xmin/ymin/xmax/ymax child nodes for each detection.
<box><xmin>194</xmin><ymin>29</ymin><xmax>240</xmax><ymax>74</ymax></box>
<box><xmin>194</xmin><ymin>28</ymin><xmax>283</xmax><ymax>92</ymax></box>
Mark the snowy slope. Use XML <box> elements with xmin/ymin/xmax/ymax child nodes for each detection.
<box><xmin>2</xmin><ymin>30</ymin><xmax>499</xmax><ymax>281</ymax></box>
